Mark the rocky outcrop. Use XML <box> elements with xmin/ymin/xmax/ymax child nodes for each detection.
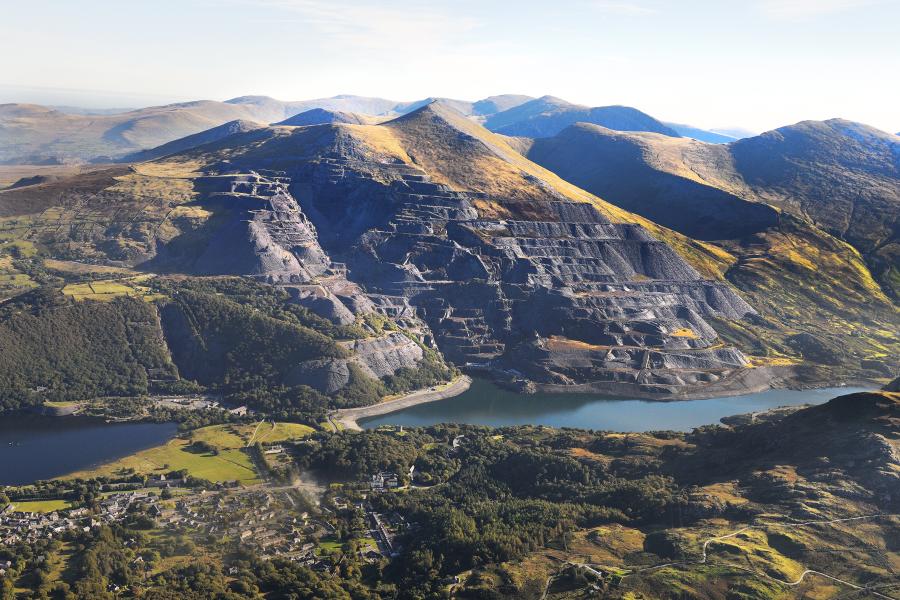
<box><xmin>288</xmin><ymin>332</ymin><xmax>424</xmax><ymax>394</ymax></box>
<box><xmin>346</xmin><ymin>332</ymin><xmax>424</xmax><ymax>379</ymax></box>
<box><xmin>183</xmin><ymin>173</ymin><xmax>332</xmax><ymax>282</ymax></box>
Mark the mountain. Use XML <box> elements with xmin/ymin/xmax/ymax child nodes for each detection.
<box><xmin>0</xmin><ymin>101</ymin><xmax>781</xmax><ymax>399</ymax></box>
<box><xmin>525</xmin><ymin>121</ymin><xmax>899</xmax><ymax>380</ymax></box>
<box><xmin>275</xmin><ymin>108</ymin><xmax>375</xmax><ymax>126</ymax></box>
<box><xmin>728</xmin><ymin>119</ymin><xmax>899</xmax><ymax>288</ymax></box>
<box><xmin>664</xmin><ymin>122</ymin><xmax>737</xmax><ymax>143</ymax></box>
<box><xmin>120</xmin><ymin>119</ymin><xmax>266</xmax><ymax>162</ymax></box>
<box><xmin>529</xmin><ymin>119</ymin><xmax>900</xmax><ymax>298</ymax></box>
<box><xmin>2</xmin><ymin>103</ymin><xmax>894</xmax><ymax>392</ymax></box>
<box><xmin>0</xmin><ymin>95</ymin><xmax>536</xmax><ymax>164</ymax></box>
<box><xmin>0</xmin><ymin>100</ymin><xmax>275</xmax><ymax>164</ymax></box>
<box><xmin>483</xmin><ymin>95</ymin><xmax>680</xmax><ymax>138</ymax></box>
<box><xmin>470</xmin><ymin>94</ymin><xmax>534</xmax><ymax>115</ymax></box>
<box><xmin>481</xmin><ymin>95</ymin><xmax>573</xmax><ymax>131</ymax></box>
<box><xmin>49</xmin><ymin>105</ymin><xmax>136</xmax><ymax>115</ymax></box>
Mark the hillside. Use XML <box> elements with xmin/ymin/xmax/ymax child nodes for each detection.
<box><xmin>483</xmin><ymin>95</ymin><xmax>680</xmax><ymax>138</ymax></box>
<box><xmin>119</xmin><ymin>119</ymin><xmax>265</xmax><ymax>162</ymax></box>
<box><xmin>526</xmin><ymin>122</ymin><xmax>899</xmax><ymax>380</ymax></box>
<box><xmin>529</xmin><ymin>119</ymin><xmax>900</xmax><ymax>302</ymax></box>
<box><xmin>275</xmin><ymin>108</ymin><xmax>375</xmax><ymax>126</ymax></box>
<box><xmin>0</xmin><ymin>94</ymin><xmax>539</xmax><ymax>164</ymax></box>
<box><xmin>0</xmin><ymin>101</ymin><xmax>275</xmax><ymax>164</ymax></box>
<box><xmin>729</xmin><ymin>119</ymin><xmax>900</xmax><ymax>297</ymax></box>
<box><xmin>291</xmin><ymin>388</ymin><xmax>900</xmax><ymax>598</ymax></box>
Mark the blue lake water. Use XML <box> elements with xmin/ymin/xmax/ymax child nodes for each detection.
<box><xmin>360</xmin><ymin>378</ymin><xmax>871</xmax><ymax>432</ymax></box>
<box><xmin>0</xmin><ymin>415</ymin><xmax>177</xmax><ymax>485</ymax></box>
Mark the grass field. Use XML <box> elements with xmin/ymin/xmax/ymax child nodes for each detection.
<box><xmin>318</xmin><ymin>537</ymin><xmax>345</xmax><ymax>555</ymax></box>
<box><xmin>62</xmin><ymin>275</ymin><xmax>164</xmax><ymax>302</ymax></box>
<box><xmin>12</xmin><ymin>499</ymin><xmax>74</xmax><ymax>512</ymax></box>
<box><xmin>0</xmin><ymin>253</ymin><xmax>37</xmax><ymax>299</ymax></box>
<box><xmin>66</xmin><ymin>423</ymin><xmax>314</xmax><ymax>485</ymax></box>
<box><xmin>246</xmin><ymin>422</ymin><xmax>315</xmax><ymax>445</ymax></box>
<box><xmin>67</xmin><ymin>427</ymin><xmax>260</xmax><ymax>484</ymax></box>
<box><xmin>192</xmin><ymin>421</ymin><xmax>315</xmax><ymax>448</ymax></box>
<box><xmin>43</xmin><ymin>400</ymin><xmax>83</xmax><ymax>408</ymax></box>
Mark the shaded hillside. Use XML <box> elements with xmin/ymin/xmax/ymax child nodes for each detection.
<box><xmin>120</xmin><ymin>119</ymin><xmax>265</xmax><ymax>162</ymax></box>
<box><xmin>0</xmin><ymin>289</ymin><xmax>175</xmax><ymax>410</ymax></box>
<box><xmin>483</xmin><ymin>95</ymin><xmax>679</xmax><ymax>138</ymax></box>
<box><xmin>527</xmin><ymin>124</ymin><xmax>779</xmax><ymax>240</ymax></box>
<box><xmin>527</xmin><ymin>122</ymin><xmax>899</xmax><ymax>380</ymax></box>
<box><xmin>729</xmin><ymin>119</ymin><xmax>900</xmax><ymax>298</ymax></box>
<box><xmin>275</xmin><ymin>108</ymin><xmax>374</xmax><ymax>126</ymax></box>
<box><xmin>681</xmin><ymin>389</ymin><xmax>900</xmax><ymax>508</ymax></box>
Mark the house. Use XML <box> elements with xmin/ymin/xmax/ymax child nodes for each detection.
<box><xmin>370</xmin><ymin>472</ymin><xmax>399</xmax><ymax>491</ymax></box>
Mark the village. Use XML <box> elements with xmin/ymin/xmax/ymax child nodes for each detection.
<box><xmin>0</xmin><ymin>489</ymin><xmax>161</xmax><ymax>547</ymax></box>
<box><xmin>0</xmin><ymin>466</ymin><xmax>409</xmax><ymax>576</ymax></box>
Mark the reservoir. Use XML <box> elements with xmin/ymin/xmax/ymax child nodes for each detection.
<box><xmin>0</xmin><ymin>415</ymin><xmax>177</xmax><ymax>486</ymax></box>
<box><xmin>360</xmin><ymin>378</ymin><xmax>872</xmax><ymax>432</ymax></box>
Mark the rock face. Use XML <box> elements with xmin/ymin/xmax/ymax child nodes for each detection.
<box><xmin>288</xmin><ymin>333</ymin><xmax>424</xmax><ymax>394</ymax></box>
<box><xmin>175</xmin><ymin>106</ymin><xmax>758</xmax><ymax>397</ymax></box>
<box><xmin>151</xmin><ymin>170</ymin><xmax>435</xmax><ymax>394</ymax></box>
<box><xmin>180</xmin><ymin>173</ymin><xmax>332</xmax><ymax>282</ymax></box>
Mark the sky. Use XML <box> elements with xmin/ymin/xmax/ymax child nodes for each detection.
<box><xmin>2</xmin><ymin>0</ymin><xmax>899</xmax><ymax>133</ymax></box>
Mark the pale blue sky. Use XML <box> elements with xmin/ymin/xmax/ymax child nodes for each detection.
<box><xmin>2</xmin><ymin>0</ymin><xmax>898</xmax><ymax>132</ymax></box>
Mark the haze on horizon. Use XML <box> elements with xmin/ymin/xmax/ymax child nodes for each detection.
<box><xmin>2</xmin><ymin>0</ymin><xmax>899</xmax><ymax>134</ymax></box>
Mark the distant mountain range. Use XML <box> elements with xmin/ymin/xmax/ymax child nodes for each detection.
<box><xmin>481</xmin><ymin>95</ymin><xmax>679</xmax><ymax>138</ymax></box>
<box><xmin>1</xmin><ymin>94</ymin><xmax>745</xmax><ymax>164</ymax></box>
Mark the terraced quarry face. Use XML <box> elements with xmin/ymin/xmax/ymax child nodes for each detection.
<box><xmin>117</xmin><ymin>104</ymin><xmax>765</xmax><ymax>398</ymax></box>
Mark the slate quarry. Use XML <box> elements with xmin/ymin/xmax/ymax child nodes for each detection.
<box><xmin>179</xmin><ymin>123</ymin><xmax>759</xmax><ymax>397</ymax></box>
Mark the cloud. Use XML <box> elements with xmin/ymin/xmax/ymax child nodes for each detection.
<box><xmin>229</xmin><ymin>0</ymin><xmax>481</xmax><ymax>49</ymax></box>
<box><xmin>591</xmin><ymin>1</ymin><xmax>658</xmax><ymax>15</ymax></box>
<box><xmin>757</xmin><ymin>0</ymin><xmax>884</xmax><ymax>19</ymax></box>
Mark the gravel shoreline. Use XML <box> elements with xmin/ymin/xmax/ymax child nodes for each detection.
<box><xmin>330</xmin><ymin>375</ymin><xmax>473</xmax><ymax>431</ymax></box>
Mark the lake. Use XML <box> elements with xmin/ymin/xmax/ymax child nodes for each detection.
<box><xmin>360</xmin><ymin>378</ymin><xmax>872</xmax><ymax>432</ymax></box>
<box><xmin>0</xmin><ymin>415</ymin><xmax>177</xmax><ymax>486</ymax></box>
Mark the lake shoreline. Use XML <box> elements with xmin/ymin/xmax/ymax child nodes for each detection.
<box><xmin>488</xmin><ymin>365</ymin><xmax>884</xmax><ymax>401</ymax></box>
<box><xmin>331</xmin><ymin>375</ymin><xmax>473</xmax><ymax>431</ymax></box>
<box><xmin>356</xmin><ymin>377</ymin><xmax>874</xmax><ymax>432</ymax></box>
